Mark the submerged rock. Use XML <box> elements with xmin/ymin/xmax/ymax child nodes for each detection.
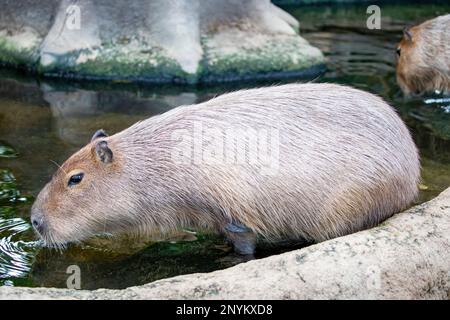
<box><xmin>0</xmin><ymin>0</ymin><xmax>324</xmax><ymax>83</ymax></box>
<box><xmin>1</xmin><ymin>186</ymin><xmax>450</xmax><ymax>299</ymax></box>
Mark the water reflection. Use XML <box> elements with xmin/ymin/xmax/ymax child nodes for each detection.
<box><xmin>43</xmin><ymin>83</ymin><xmax>199</xmax><ymax>146</ymax></box>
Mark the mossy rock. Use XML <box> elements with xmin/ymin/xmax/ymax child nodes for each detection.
<box><xmin>200</xmin><ymin>31</ymin><xmax>325</xmax><ymax>82</ymax></box>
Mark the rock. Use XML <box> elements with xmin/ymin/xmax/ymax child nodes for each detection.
<box><xmin>0</xmin><ymin>0</ymin><xmax>325</xmax><ymax>83</ymax></box>
<box><xmin>273</xmin><ymin>0</ymin><xmax>373</xmax><ymax>4</ymax></box>
<box><xmin>1</xmin><ymin>187</ymin><xmax>450</xmax><ymax>299</ymax></box>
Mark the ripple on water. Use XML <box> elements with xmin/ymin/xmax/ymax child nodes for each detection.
<box><xmin>0</xmin><ymin>168</ymin><xmax>39</xmax><ymax>285</ymax></box>
<box><xmin>0</xmin><ymin>217</ymin><xmax>39</xmax><ymax>282</ymax></box>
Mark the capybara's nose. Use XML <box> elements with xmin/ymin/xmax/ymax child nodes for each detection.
<box><xmin>31</xmin><ymin>209</ymin><xmax>45</xmax><ymax>235</ymax></box>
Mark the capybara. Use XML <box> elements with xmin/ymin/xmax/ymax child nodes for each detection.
<box><xmin>396</xmin><ymin>14</ymin><xmax>450</xmax><ymax>95</ymax></box>
<box><xmin>31</xmin><ymin>84</ymin><xmax>420</xmax><ymax>255</ymax></box>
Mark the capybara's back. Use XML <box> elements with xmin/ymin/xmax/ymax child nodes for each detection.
<box><xmin>396</xmin><ymin>14</ymin><xmax>450</xmax><ymax>95</ymax></box>
<box><xmin>31</xmin><ymin>83</ymin><xmax>420</xmax><ymax>254</ymax></box>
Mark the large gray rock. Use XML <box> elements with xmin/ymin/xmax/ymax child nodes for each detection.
<box><xmin>0</xmin><ymin>0</ymin><xmax>324</xmax><ymax>83</ymax></box>
<box><xmin>1</xmin><ymin>187</ymin><xmax>450</xmax><ymax>299</ymax></box>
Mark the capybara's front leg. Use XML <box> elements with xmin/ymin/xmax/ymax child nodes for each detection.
<box><xmin>223</xmin><ymin>222</ymin><xmax>257</xmax><ymax>255</ymax></box>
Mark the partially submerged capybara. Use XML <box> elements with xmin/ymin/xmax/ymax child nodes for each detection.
<box><xmin>396</xmin><ymin>14</ymin><xmax>450</xmax><ymax>95</ymax></box>
<box><xmin>31</xmin><ymin>84</ymin><xmax>420</xmax><ymax>255</ymax></box>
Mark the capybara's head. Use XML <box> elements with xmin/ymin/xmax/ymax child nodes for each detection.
<box><xmin>30</xmin><ymin>129</ymin><xmax>129</xmax><ymax>247</ymax></box>
<box><xmin>396</xmin><ymin>27</ymin><xmax>423</xmax><ymax>95</ymax></box>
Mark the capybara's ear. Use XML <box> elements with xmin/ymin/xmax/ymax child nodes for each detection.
<box><xmin>91</xmin><ymin>129</ymin><xmax>108</xmax><ymax>142</ymax></box>
<box><xmin>95</xmin><ymin>140</ymin><xmax>113</xmax><ymax>163</ymax></box>
<box><xmin>403</xmin><ymin>27</ymin><xmax>413</xmax><ymax>41</ymax></box>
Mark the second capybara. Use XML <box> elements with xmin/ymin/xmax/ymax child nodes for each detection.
<box><xmin>31</xmin><ymin>84</ymin><xmax>420</xmax><ymax>255</ymax></box>
<box><xmin>396</xmin><ymin>14</ymin><xmax>450</xmax><ymax>95</ymax></box>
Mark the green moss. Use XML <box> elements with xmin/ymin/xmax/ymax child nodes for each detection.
<box><xmin>200</xmin><ymin>35</ymin><xmax>325</xmax><ymax>82</ymax></box>
<box><xmin>39</xmin><ymin>45</ymin><xmax>191</xmax><ymax>83</ymax></box>
<box><xmin>1</xmin><ymin>30</ymin><xmax>325</xmax><ymax>83</ymax></box>
<box><xmin>0</xmin><ymin>37</ymin><xmax>38</xmax><ymax>67</ymax></box>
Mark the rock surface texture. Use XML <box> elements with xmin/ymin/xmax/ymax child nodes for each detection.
<box><xmin>1</xmin><ymin>187</ymin><xmax>450</xmax><ymax>299</ymax></box>
<box><xmin>0</xmin><ymin>0</ymin><xmax>325</xmax><ymax>83</ymax></box>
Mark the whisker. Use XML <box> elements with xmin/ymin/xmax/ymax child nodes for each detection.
<box><xmin>50</xmin><ymin>159</ymin><xmax>67</xmax><ymax>175</ymax></box>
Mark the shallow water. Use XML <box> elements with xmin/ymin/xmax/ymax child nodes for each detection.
<box><xmin>0</xmin><ymin>3</ymin><xmax>449</xmax><ymax>289</ymax></box>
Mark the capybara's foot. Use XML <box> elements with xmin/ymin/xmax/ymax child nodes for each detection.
<box><xmin>224</xmin><ymin>222</ymin><xmax>257</xmax><ymax>255</ymax></box>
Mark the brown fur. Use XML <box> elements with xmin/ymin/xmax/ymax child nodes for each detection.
<box><xmin>31</xmin><ymin>84</ymin><xmax>420</xmax><ymax>251</ymax></box>
<box><xmin>396</xmin><ymin>14</ymin><xmax>450</xmax><ymax>95</ymax></box>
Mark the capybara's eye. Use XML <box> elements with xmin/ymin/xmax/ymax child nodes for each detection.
<box><xmin>68</xmin><ymin>173</ymin><xmax>84</xmax><ymax>187</ymax></box>
<box><xmin>396</xmin><ymin>48</ymin><xmax>401</xmax><ymax>57</ymax></box>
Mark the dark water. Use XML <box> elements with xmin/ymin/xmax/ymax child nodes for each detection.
<box><xmin>1</xmin><ymin>3</ymin><xmax>449</xmax><ymax>289</ymax></box>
